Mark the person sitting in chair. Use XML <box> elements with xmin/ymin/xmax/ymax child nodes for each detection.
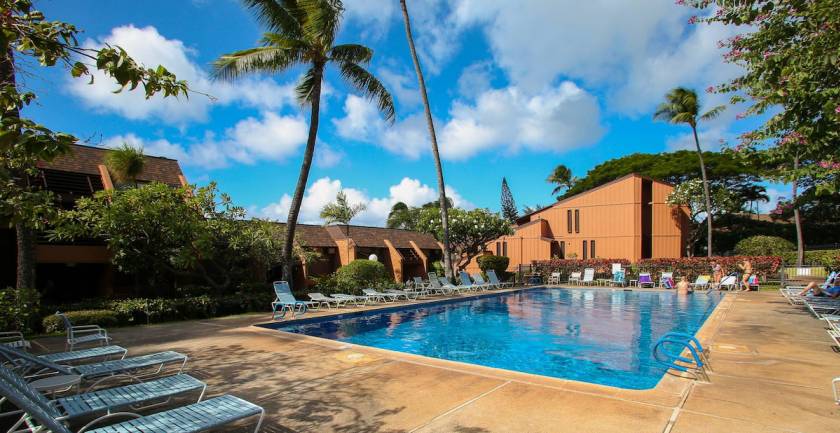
<box><xmin>798</xmin><ymin>274</ymin><xmax>840</xmax><ymax>298</ymax></box>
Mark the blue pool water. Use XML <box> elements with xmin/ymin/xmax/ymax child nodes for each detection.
<box><xmin>269</xmin><ymin>288</ymin><xmax>722</xmax><ymax>389</ymax></box>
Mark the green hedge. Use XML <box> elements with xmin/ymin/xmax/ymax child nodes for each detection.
<box><xmin>477</xmin><ymin>255</ymin><xmax>509</xmax><ymax>275</ymax></box>
<box><xmin>42</xmin><ymin>291</ymin><xmax>274</xmax><ymax>331</ymax></box>
<box><xmin>734</xmin><ymin>236</ymin><xmax>795</xmax><ymax>256</ymax></box>
<box><xmin>314</xmin><ymin>260</ymin><xmax>397</xmax><ymax>295</ymax></box>
<box><xmin>780</xmin><ymin>249</ymin><xmax>840</xmax><ymax>268</ymax></box>
<box><xmin>42</xmin><ymin>310</ymin><xmax>119</xmax><ymax>333</ymax></box>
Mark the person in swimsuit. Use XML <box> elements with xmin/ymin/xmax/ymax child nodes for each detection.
<box><xmin>739</xmin><ymin>259</ymin><xmax>753</xmax><ymax>292</ymax></box>
<box><xmin>798</xmin><ymin>275</ymin><xmax>840</xmax><ymax>298</ymax></box>
<box><xmin>676</xmin><ymin>276</ymin><xmax>692</xmax><ymax>295</ymax></box>
<box><xmin>712</xmin><ymin>262</ymin><xmax>723</xmax><ymax>286</ymax></box>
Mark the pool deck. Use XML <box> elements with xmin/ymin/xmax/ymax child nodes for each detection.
<box><xmin>33</xmin><ymin>288</ymin><xmax>840</xmax><ymax>432</ymax></box>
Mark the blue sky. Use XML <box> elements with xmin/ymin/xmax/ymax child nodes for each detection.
<box><xmin>27</xmin><ymin>0</ymin><xmax>781</xmax><ymax>225</ymax></box>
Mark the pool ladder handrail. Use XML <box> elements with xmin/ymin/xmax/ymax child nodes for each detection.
<box><xmin>653</xmin><ymin>332</ymin><xmax>711</xmax><ymax>382</ymax></box>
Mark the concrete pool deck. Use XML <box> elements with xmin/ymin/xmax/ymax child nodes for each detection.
<box><xmin>33</xmin><ymin>288</ymin><xmax>840</xmax><ymax>432</ymax></box>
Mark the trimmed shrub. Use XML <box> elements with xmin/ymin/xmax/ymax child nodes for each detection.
<box><xmin>0</xmin><ymin>287</ymin><xmax>40</xmax><ymax>333</ymax></box>
<box><xmin>635</xmin><ymin>256</ymin><xmax>783</xmax><ymax>280</ymax></box>
<box><xmin>42</xmin><ymin>310</ymin><xmax>119</xmax><ymax>334</ymax></box>
<box><xmin>315</xmin><ymin>260</ymin><xmax>395</xmax><ymax>295</ymax></box>
<box><xmin>42</xmin><ymin>291</ymin><xmax>274</xmax><ymax>331</ymax></box>
<box><xmin>431</xmin><ymin>260</ymin><xmax>445</xmax><ymax>276</ymax></box>
<box><xmin>735</xmin><ymin>236</ymin><xmax>795</xmax><ymax>256</ymax></box>
<box><xmin>477</xmin><ymin>255</ymin><xmax>510</xmax><ymax>275</ymax></box>
<box><xmin>532</xmin><ymin>258</ymin><xmax>631</xmax><ymax>280</ymax></box>
<box><xmin>780</xmin><ymin>249</ymin><xmax>840</xmax><ymax>268</ymax></box>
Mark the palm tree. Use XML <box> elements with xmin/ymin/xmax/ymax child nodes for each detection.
<box><xmin>654</xmin><ymin>87</ymin><xmax>724</xmax><ymax>257</ymax></box>
<box><xmin>213</xmin><ymin>0</ymin><xmax>394</xmax><ymax>286</ymax></box>
<box><xmin>399</xmin><ymin>0</ymin><xmax>454</xmax><ymax>279</ymax></box>
<box><xmin>547</xmin><ymin>164</ymin><xmax>575</xmax><ymax>197</ymax></box>
<box><xmin>104</xmin><ymin>143</ymin><xmax>145</xmax><ymax>186</ymax></box>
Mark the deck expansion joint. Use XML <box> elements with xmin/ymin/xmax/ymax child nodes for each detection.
<box><xmin>407</xmin><ymin>380</ymin><xmax>511</xmax><ymax>433</ymax></box>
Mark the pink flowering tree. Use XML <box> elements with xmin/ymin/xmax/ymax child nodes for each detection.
<box><xmin>685</xmin><ymin>0</ymin><xmax>840</xmax><ymax>265</ymax></box>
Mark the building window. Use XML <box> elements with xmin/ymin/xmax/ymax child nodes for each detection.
<box><xmin>502</xmin><ymin>241</ymin><xmax>508</xmax><ymax>257</ymax></box>
<box><xmin>575</xmin><ymin>209</ymin><xmax>580</xmax><ymax>233</ymax></box>
<box><xmin>583</xmin><ymin>240</ymin><xmax>588</xmax><ymax>260</ymax></box>
<box><xmin>560</xmin><ymin>241</ymin><xmax>565</xmax><ymax>259</ymax></box>
<box><xmin>496</xmin><ymin>242</ymin><xmax>500</xmax><ymax>256</ymax></box>
<box><xmin>590</xmin><ymin>240</ymin><xmax>596</xmax><ymax>259</ymax></box>
<box><xmin>567</xmin><ymin>210</ymin><xmax>572</xmax><ymax>233</ymax></box>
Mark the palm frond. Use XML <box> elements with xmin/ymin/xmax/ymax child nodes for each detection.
<box><xmin>338</xmin><ymin>61</ymin><xmax>395</xmax><ymax>123</ymax></box>
<box><xmin>242</xmin><ymin>0</ymin><xmax>303</xmax><ymax>36</ymax></box>
<box><xmin>329</xmin><ymin>44</ymin><xmax>372</xmax><ymax>64</ymax></box>
<box><xmin>211</xmin><ymin>45</ymin><xmax>305</xmax><ymax>81</ymax></box>
<box><xmin>297</xmin><ymin>0</ymin><xmax>343</xmax><ymax>47</ymax></box>
<box><xmin>700</xmin><ymin>105</ymin><xmax>727</xmax><ymax>121</ymax></box>
<box><xmin>295</xmin><ymin>66</ymin><xmax>320</xmax><ymax>103</ymax></box>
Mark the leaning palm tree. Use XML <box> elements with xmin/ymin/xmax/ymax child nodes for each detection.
<box><xmin>399</xmin><ymin>0</ymin><xmax>454</xmax><ymax>279</ymax></box>
<box><xmin>104</xmin><ymin>143</ymin><xmax>145</xmax><ymax>186</ymax></box>
<box><xmin>654</xmin><ymin>87</ymin><xmax>724</xmax><ymax>257</ymax></box>
<box><xmin>213</xmin><ymin>0</ymin><xmax>394</xmax><ymax>285</ymax></box>
<box><xmin>547</xmin><ymin>164</ymin><xmax>575</xmax><ymax>197</ymax></box>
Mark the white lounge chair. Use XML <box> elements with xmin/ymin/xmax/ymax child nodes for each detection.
<box><xmin>547</xmin><ymin>272</ymin><xmax>561</xmax><ymax>285</ymax></box>
<box><xmin>55</xmin><ymin>312</ymin><xmax>111</xmax><ymax>351</ymax></box>
<box><xmin>567</xmin><ymin>271</ymin><xmax>582</xmax><ymax>285</ymax></box>
<box><xmin>581</xmin><ymin>268</ymin><xmax>596</xmax><ymax>286</ymax></box>
<box><xmin>690</xmin><ymin>275</ymin><xmax>711</xmax><ymax>290</ymax></box>
<box><xmin>719</xmin><ymin>275</ymin><xmax>738</xmax><ymax>291</ymax></box>
<box><xmin>362</xmin><ymin>288</ymin><xmax>401</xmax><ymax>303</ymax></box>
<box><xmin>308</xmin><ymin>293</ymin><xmax>344</xmax><ymax>309</ymax></box>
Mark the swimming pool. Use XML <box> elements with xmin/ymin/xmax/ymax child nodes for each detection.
<box><xmin>267</xmin><ymin>288</ymin><xmax>722</xmax><ymax>389</ymax></box>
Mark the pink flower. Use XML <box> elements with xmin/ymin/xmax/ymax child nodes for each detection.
<box><xmin>688</xmin><ymin>16</ymin><xmax>698</xmax><ymax>24</ymax></box>
<box><xmin>735</xmin><ymin>113</ymin><xmax>746</xmax><ymax>120</ymax></box>
<box><xmin>762</xmin><ymin>50</ymin><xmax>774</xmax><ymax>59</ymax></box>
<box><xmin>835</xmin><ymin>105</ymin><xmax>840</xmax><ymax>114</ymax></box>
<box><xmin>674</xmin><ymin>0</ymin><xmax>685</xmax><ymax>5</ymax></box>
<box><xmin>706</xmin><ymin>86</ymin><xmax>715</xmax><ymax>93</ymax></box>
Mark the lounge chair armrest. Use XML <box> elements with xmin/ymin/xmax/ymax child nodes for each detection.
<box><xmin>71</xmin><ymin>326</ymin><xmax>108</xmax><ymax>336</ymax></box>
<box><xmin>78</xmin><ymin>412</ymin><xmax>143</xmax><ymax>433</ymax></box>
<box><xmin>71</xmin><ymin>325</ymin><xmax>105</xmax><ymax>331</ymax></box>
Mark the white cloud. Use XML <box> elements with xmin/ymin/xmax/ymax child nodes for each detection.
<box><xmin>68</xmin><ymin>25</ymin><xmax>299</xmax><ymax>125</ymax></box>
<box><xmin>440</xmin><ymin>82</ymin><xmax>604</xmax><ymax>160</ymax></box>
<box><xmin>457</xmin><ymin>61</ymin><xmax>494</xmax><ymax>100</ymax></box>
<box><xmin>258</xmin><ymin>176</ymin><xmax>473</xmax><ymax>226</ymax></box>
<box><xmin>343</xmin><ymin>0</ymin><xmax>396</xmax><ymax>38</ymax></box>
<box><xmin>377</xmin><ymin>66</ymin><xmax>420</xmax><ymax>108</ymax></box>
<box><xmin>315</xmin><ymin>143</ymin><xmax>344</xmax><ymax>168</ymax></box>
<box><xmin>451</xmin><ymin>1</ymin><xmax>740</xmax><ymax>115</ymax></box>
<box><xmin>103</xmin><ymin>111</ymin><xmax>308</xmax><ymax>169</ymax></box>
<box><xmin>665</xmin><ymin>126</ymin><xmax>731</xmax><ymax>153</ymax></box>
<box><xmin>333</xmin><ymin>82</ymin><xmax>604</xmax><ymax>160</ymax></box>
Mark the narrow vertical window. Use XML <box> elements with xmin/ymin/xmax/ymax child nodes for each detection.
<box><xmin>560</xmin><ymin>241</ymin><xmax>565</xmax><ymax>259</ymax></box>
<box><xmin>567</xmin><ymin>209</ymin><xmax>572</xmax><ymax>233</ymax></box>
<box><xmin>590</xmin><ymin>240</ymin><xmax>595</xmax><ymax>259</ymax></box>
<box><xmin>496</xmin><ymin>242</ymin><xmax>500</xmax><ymax>256</ymax></box>
<box><xmin>575</xmin><ymin>209</ymin><xmax>580</xmax><ymax>233</ymax></box>
<box><xmin>502</xmin><ymin>241</ymin><xmax>508</xmax><ymax>257</ymax></box>
<box><xmin>583</xmin><ymin>240</ymin><xmax>588</xmax><ymax>260</ymax></box>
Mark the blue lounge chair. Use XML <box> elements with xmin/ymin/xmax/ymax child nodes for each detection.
<box><xmin>0</xmin><ymin>366</ymin><xmax>264</xmax><ymax>433</ymax></box>
<box><xmin>272</xmin><ymin>281</ymin><xmax>313</xmax><ymax>319</ymax></box>
<box><xmin>609</xmin><ymin>269</ymin><xmax>626</xmax><ymax>287</ymax></box>
<box><xmin>472</xmin><ymin>273</ymin><xmax>497</xmax><ymax>290</ymax></box>
<box><xmin>460</xmin><ymin>272</ymin><xmax>489</xmax><ymax>291</ymax></box>
<box><xmin>0</xmin><ymin>345</ymin><xmax>187</xmax><ymax>385</ymax></box>
<box><xmin>426</xmin><ymin>273</ymin><xmax>454</xmax><ymax>295</ymax></box>
<box><xmin>56</xmin><ymin>312</ymin><xmax>111</xmax><ymax>351</ymax></box>
<box><xmin>439</xmin><ymin>277</ymin><xmax>464</xmax><ymax>294</ymax></box>
<box><xmin>487</xmin><ymin>270</ymin><xmax>514</xmax><ymax>288</ymax></box>
<box><xmin>0</xmin><ymin>365</ymin><xmax>207</xmax><ymax>426</ymax></box>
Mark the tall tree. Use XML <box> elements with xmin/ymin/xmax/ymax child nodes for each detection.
<box><xmin>386</xmin><ymin>202</ymin><xmax>412</xmax><ymax>230</ymax></box>
<box><xmin>686</xmin><ymin>0</ymin><xmax>840</xmax><ymax>264</ymax></box>
<box><xmin>104</xmin><ymin>144</ymin><xmax>145</xmax><ymax>186</ymax></box>
<box><xmin>320</xmin><ymin>190</ymin><xmax>365</xmax><ymax>225</ymax></box>
<box><xmin>547</xmin><ymin>164</ymin><xmax>575</xmax><ymax>197</ymax></box>
<box><xmin>1</xmin><ymin>0</ymin><xmax>188</xmax><ymax>290</ymax></box>
<box><xmin>500</xmin><ymin>177</ymin><xmax>518</xmax><ymax>224</ymax></box>
<box><xmin>654</xmin><ymin>87</ymin><xmax>724</xmax><ymax>257</ymax></box>
<box><xmin>399</xmin><ymin>0</ymin><xmax>454</xmax><ymax>279</ymax></box>
<box><xmin>214</xmin><ymin>0</ymin><xmax>394</xmax><ymax>286</ymax></box>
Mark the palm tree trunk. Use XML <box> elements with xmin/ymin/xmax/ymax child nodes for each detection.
<box><xmin>792</xmin><ymin>155</ymin><xmax>804</xmax><ymax>266</ymax></box>
<box><xmin>400</xmin><ymin>0</ymin><xmax>453</xmax><ymax>279</ymax></box>
<box><xmin>691</xmin><ymin>125</ymin><xmax>713</xmax><ymax>257</ymax></box>
<box><xmin>281</xmin><ymin>65</ymin><xmax>323</xmax><ymax>287</ymax></box>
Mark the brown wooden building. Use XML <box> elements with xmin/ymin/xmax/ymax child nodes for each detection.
<box><xmin>2</xmin><ymin>144</ymin><xmax>442</xmax><ymax>299</ymax></box>
<box><xmin>468</xmin><ymin>174</ymin><xmax>689</xmax><ymax>272</ymax></box>
<box><xmin>285</xmin><ymin>224</ymin><xmax>443</xmax><ymax>288</ymax></box>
